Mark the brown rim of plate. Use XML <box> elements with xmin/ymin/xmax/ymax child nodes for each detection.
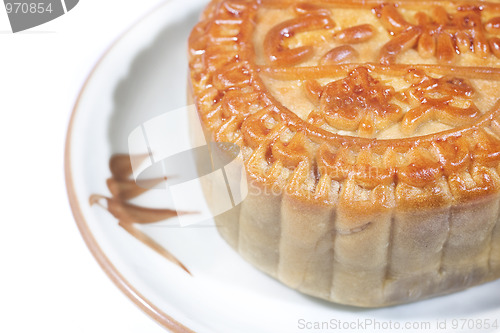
<box><xmin>64</xmin><ymin>1</ymin><xmax>196</xmax><ymax>332</ymax></box>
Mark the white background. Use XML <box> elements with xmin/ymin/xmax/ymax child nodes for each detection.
<box><xmin>0</xmin><ymin>1</ymin><xmax>175</xmax><ymax>332</ymax></box>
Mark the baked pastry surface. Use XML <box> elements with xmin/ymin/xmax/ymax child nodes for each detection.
<box><xmin>188</xmin><ymin>0</ymin><xmax>500</xmax><ymax>306</ymax></box>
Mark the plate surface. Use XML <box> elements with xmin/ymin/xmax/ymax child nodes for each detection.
<box><xmin>65</xmin><ymin>1</ymin><xmax>500</xmax><ymax>332</ymax></box>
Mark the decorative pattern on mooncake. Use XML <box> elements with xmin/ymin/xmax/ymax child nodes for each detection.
<box><xmin>188</xmin><ymin>0</ymin><xmax>500</xmax><ymax>307</ymax></box>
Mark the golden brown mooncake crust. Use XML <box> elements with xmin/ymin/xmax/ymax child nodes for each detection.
<box><xmin>188</xmin><ymin>0</ymin><xmax>500</xmax><ymax>307</ymax></box>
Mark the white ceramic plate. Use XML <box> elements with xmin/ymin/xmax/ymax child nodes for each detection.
<box><xmin>65</xmin><ymin>1</ymin><xmax>500</xmax><ymax>332</ymax></box>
